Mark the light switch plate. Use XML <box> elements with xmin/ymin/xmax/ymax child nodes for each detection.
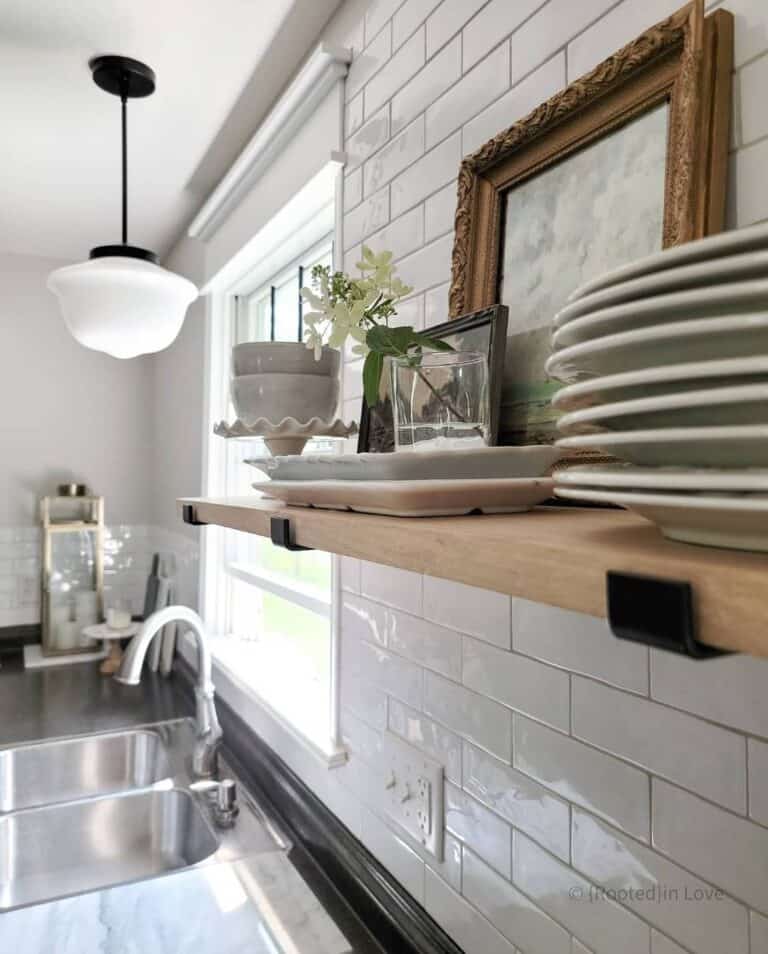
<box><xmin>382</xmin><ymin>731</ymin><xmax>444</xmax><ymax>860</ymax></box>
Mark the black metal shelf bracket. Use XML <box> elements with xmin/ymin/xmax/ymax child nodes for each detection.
<box><xmin>606</xmin><ymin>571</ymin><xmax>731</xmax><ymax>659</ymax></box>
<box><xmin>181</xmin><ymin>504</ymin><xmax>207</xmax><ymax>527</ymax></box>
<box><xmin>270</xmin><ymin>517</ymin><xmax>312</xmax><ymax>552</ymax></box>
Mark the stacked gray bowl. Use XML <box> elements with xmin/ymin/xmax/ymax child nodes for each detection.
<box><xmin>230</xmin><ymin>342</ymin><xmax>340</xmax><ymax>428</ymax></box>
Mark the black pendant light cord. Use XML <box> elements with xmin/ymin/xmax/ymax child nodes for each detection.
<box><xmin>120</xmin><ymin>75</ymin><xmax>129</xmax><ymax>246</ymax></box>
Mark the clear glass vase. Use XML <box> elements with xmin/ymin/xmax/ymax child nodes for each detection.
<box><xmin>390</xmin><ymin>350</ymin><xmax>489</xmax><ymax>452</ymax></box>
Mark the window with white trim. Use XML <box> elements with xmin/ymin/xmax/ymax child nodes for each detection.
<box><xmin>204</xmin><ymin>220</ymin><xmax>343</xmax><ymax>761</ymax></box>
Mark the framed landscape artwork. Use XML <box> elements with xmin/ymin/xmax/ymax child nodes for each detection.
<box><xmin>448</xmin><ymin>0</ymin><xmax>733</xmax><ymax>448</ymax></box>
<box><xmin>358</xmin><ymin>305</ymin><xmax>508</xmax><ymax>453</ymax></box>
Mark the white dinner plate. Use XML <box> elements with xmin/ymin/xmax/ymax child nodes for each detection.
<box><xmin>245</xmin><ymin>445</ymin><xmax>562</xmax><ymax>481</ymax></box>
<box><xmin>258</xmin><ymin>477</ymin><xmax>554</xmax><ymax>517</ymax></box>
<box><xmin>556</xmin><ymin>384</ymin><xmax>768</xmax><ymax>435</ymax></box>
<box><xmin>545</xmin><ymin>314</ymin><xmax>768</xmax><ymax>383</ymax></box>
<box><xmin>551</xmin><ymin>356</ymin><xmax>768</xmax><ymax>412</ymax></box>
<box><xmin>552</xmin><ymin>280</ymin><xmax>768</xmax><ymax>348</ymax></box>
<box><xmin>556</xmin><ymin>250</ymin><xmax>768</xmax><ymax>324</ymax></box>
<box><xmin>554</xmin><ymin>485</ymin><xmax>768</xmax><ymax>552</ymax></box>
<box><xmin>556</xmin><ymin>464</ymin><xmax>768</xmax><ymax>492</ymax></box>
<box><xmin>567</xmin><ymin>221</ymin><xmax>768</xmax><ymax>302</ymax></box>
<box><xmin>556</xmin><ymin>425</ymin><xmax>768</xmax><ymax>467</ymax></box>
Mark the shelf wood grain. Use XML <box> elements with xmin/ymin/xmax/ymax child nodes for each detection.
<box><xmin>179</xmin><ymin>496</ymin><xmax>768</xmax><ymax>657</ymax></box>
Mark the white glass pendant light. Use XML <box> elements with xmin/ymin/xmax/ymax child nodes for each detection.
<box><xmin>48</xmin><ymin>56</ymin><xmax>197</xmax><ymax>359</ymax></box>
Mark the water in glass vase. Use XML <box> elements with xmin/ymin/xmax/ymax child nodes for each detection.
<box><xmin>391</xmin><ymin>351</ymin><xmax>489</xmax><ymax>452</ymax></box>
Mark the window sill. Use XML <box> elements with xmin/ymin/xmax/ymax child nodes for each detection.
<box><xmin>179</xmin><ymin>631</ymin><xmax>347</xmax><ymax>769</ymax></box>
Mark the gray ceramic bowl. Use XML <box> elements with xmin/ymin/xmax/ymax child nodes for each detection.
<box><xmin>232</xmin><ymin>342</ymin><xmax>340</xmax><ymax>377</ymax></box>
<box><xmin>231</xmin><ymin>373</ymin><xmax>340</xmax><ymax>426</ymax></box>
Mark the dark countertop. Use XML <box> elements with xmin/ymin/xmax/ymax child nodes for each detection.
<box><xmin>0</xmin><ymin>658</ymin><xmax>190</xmax><ymax>746</ymax></box>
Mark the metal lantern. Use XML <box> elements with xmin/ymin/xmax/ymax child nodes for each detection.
<box><xmin>40</xmin><ymin>485</ymin><xmax>105</xmax><ymax>656</ymax></box>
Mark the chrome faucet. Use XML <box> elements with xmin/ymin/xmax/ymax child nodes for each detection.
<box><xmin>115</xmin><ymin>605</ymin><xmax>223</xmax><ymax>779</ymax></box>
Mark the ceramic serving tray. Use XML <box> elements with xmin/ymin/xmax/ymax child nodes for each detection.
<box><xmin>258</xmin><ymin>477</ymin><xmax>555</xmax><ymax>517</ymax></box>
<box><xmin>555</xmin><ymin>485</ymin><xmax>768</xmax><ymax>553</ymax></box>
<box><xmin>245</xmin><ymin>445</ymin><xmax>562</xmax><ymax>482</ymax></box>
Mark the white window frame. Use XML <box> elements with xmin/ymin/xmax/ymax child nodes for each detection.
<box><xmin>198</xmin><ymin>188</ymin><xmax>346</xmax><ymax>768</ymax></box>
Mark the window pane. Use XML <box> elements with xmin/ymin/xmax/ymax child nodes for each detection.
<box><xmin>273</xmin><ymin>275</ymin><xmax>299</xmax><ymax>342</ymax></box>
<box><xmin>216</xmin><ymin>579</ymin><xmax>331</xmax><ymax>746</ymax></box>
<box><xmin>236</xmin><ymin>293</ymin><xmax>271</xmax><ymax>344</ymax></box>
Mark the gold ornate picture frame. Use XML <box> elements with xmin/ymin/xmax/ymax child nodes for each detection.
<box><xmin>448</xmin><ymin>0</ymin><xmax>733</xmax><ymax>447</ymax></box>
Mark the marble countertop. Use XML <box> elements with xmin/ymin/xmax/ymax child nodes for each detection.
<box><xmin>0</xmin><ymin>661</ymin><xmax>356</xmax><ymax>954</ymax></box>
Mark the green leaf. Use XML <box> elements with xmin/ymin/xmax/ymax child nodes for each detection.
<box><xmin>362</xmin><ymin>350</ymin><xmax>384</xmax><ymax>409</ymax></box>
<box><xmin>415</xmin><ymin>334</ymin><xmax>454</xmax><ymax>352</ymax></box>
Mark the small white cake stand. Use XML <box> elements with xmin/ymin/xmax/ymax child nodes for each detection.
<box><xmin>82</xmin><ymin>622</ymin><xmax>141</xmax><ymax>675</ymax></box>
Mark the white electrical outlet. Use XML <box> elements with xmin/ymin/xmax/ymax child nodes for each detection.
<box><xmin>381</xmin><ymin>732</ymin><xmax>444</xmax><ymax>860</ymax></box>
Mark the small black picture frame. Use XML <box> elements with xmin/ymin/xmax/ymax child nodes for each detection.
<box><xmin>357</xmin><ymin>304</ymin><xmax>509</xmax><ymax>453</ymax></box>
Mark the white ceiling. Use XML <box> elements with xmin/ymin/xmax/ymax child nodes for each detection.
<box><xmin>0</xmin><ymin>0</ymin><xmax>338</xmax><ymax>262</ymax></box>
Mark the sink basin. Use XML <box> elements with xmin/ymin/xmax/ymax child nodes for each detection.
<box><xmin>0</xmin><ymin>788</ymin><xmax>219</xmax><ymax>910</ymax></box>
<box><xmin>0</xmin><ymin>729</ymin><xmax>170</xmax><ymax>812</ymax></box>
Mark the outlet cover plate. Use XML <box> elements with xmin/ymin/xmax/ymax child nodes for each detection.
<box><xmin>382</xmin><ymin>731</ymin><xmax>444</xmax><ymax>860</ymax></box>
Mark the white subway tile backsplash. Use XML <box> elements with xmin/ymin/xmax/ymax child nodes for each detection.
<box><xmin>573</xmin><ymin>809</ymin><xmax>749</xmax><ymax>954</ymax></box>
<box><xmin>424</xmin><ymin>182</ymin><xmax>456</xmax><ymax>241</ymax></box>
<box><xmin>340</xmin><ymin>555</ymin><xmax>361</xmax><ymax>594</ymax></box>
<box><xmin>342</xmin><ymin>592</ymin><xmax>389</xmax><ymax>646</ymax></box>
<box><xmin>344</xmin><ymin>167</ymin><xmax>362</xmax><ymax>212</ymax></box>
<box><xmin>392</xmin><ymin>0</ymin><xmax>442</xmax><ymax>48</ymax></box>
<box><xmin>340</xmin><ymin>707</ymin><xmax>385</xmax><ymax>763</ymax></box>
<box><xmin>424</xmin><ymin>867</ymin><xmax>519</xmax><ymax>954</ymax></box>
<box><xmin>425</xmin><ymin>43</ymin><xmax>510</xmax><ymax>149</ymax></box>
<box><xmin>423</xmin><ymin>574</ymin><xmax>511</xmax><ymax>647</ymax></box>
<box><xmin>463</xmin><ymin>742</ymin><xmax>570</xmax><ymax>860</ymax></box>
<box><xmin>363</xmin><ymin>116</ymin><xmax>425</xmax><ymax>195</ymax></box>
<box><xmin>567</xmin><ymin>0</ymin><xmax>685</xmax><ymax>80</ymax></box>
<box><xmin>396</xmin><ymin>233</ymin><xmax>453</xmax><ymax>294</ymax></box>
<box><xmin>347</xmin><ymin>24</ymin><xmax>393</xmax><ymax>101</ymax></box>
<box><xmin>724</xmin><ymin>0</ymin><xmax>768</xmax><ymax>68</ymax></box>
<box><xmin>424</xmin><ymin>281</ymin><xmax>450</xmax><ymax>324</ymax></box>
<box><xmin>391</xmin><ymin>134</ymin><xmax>462</xmax><ymax>218</ymax></box>
<box><xmin>343</xmin><ymin>356</ymin><xmax>363</xmax><ymax>399</ymax></box>
<box><xmin>361</xmin><ymin>806</ymin><xmax>426</xmax><ymax>902</ymax></box>
<box><xmin>651</xmin><ymin>650</ymin><xmax>768</xmax><ymax>738</ymax></box>
<box><xmin>572</xmin><ymin>942</ymin><xmax>594</xmax><ymax>954</ymax></box>
<box><xmin>463</xmin><ymin>639</ymin><xmax>570</xmax><ymax>731</ymax></box>
<box><xmin>425</xmin><ymin>0</ymin><xmax>487</xmax><ymax>58</ymax></box>
<box><xmin>365</xmin><ymin>0</ymin><xmax>407</xmax><ymax>45</ymax></box>
<box><xmin>730</xmin><ymin>138</ymin><xmax>768</xmax><ymax>228</ymax></box>
<box><xmin>346</xmin><ymin>91</ymin><xmax>364</xmax><ymax>138</ymax></box>
<box><xmin>360</xmin><ymin>560</ymin><xmax>422</xmax><ymax>613</ymax></box>
<box><xmin>514</xmin><ymin>715</ymin><xmax>650</xmax><ymax>842</ymax></box>
<box><xmin>345</xmin><ymin>632</ymin><xmax>424</xmax><ymax>708</ymax></box>
<box><xmin>462</xmin><ymin>52</ymin><xmax>565</xmax><ymax>153</ymax></box>
<box><xmin>463</xmin><ymin>848</ymin><xmax>571</xmax><ymax>954</ymax></box>
<box><xmin>424</xmin><ymin>671</ymin><xmax>512</xmax><ymax>761</ymax></box>
<box><xmin>573</xmin><ymin>677</ymin><xmax>747</xmax><ymax>812</ymax></box>
<box><xmin>445</xmin><ymin>781</ymin><xmax>512</xmax><ymax>877</ymax></box>
<box><xmin>463</xmin><ymin>0</ymin><xmax>545</xmax><ymax>71</ymax></box>
<box><xmin>368</xmin><ymin>204</ymin><xmax>425</xmax><ymax>261</ymax></box>
<box><xmin>510</xmin><ymin>0</ymin><xmax>616</xmax><ymax>84</ymax></box>
<box><xmin>750</xmin><ymin>910</ymin><xmax>768</xmax><ymax>953</ymax></box>
<box><xmin>514</xmin><ymin>831</ymin><xmax>650</xmax><ymax>954</ymax></box>
<box><xmin>651</xmin><ymin>932</ymin><xmax>689</xmax><ymax>954</ymax></box>
<box><xmin>513</xmin><ymin>598</ymin><xmax>648</xmax><ymax>694</ymax></box>
<box><xmin>388</xmin><ymin>697</ymin><xmax>463</xmax><ymax>782</ymax></box>
<box><xmin>346</xmin><ymin>106</ymin><xmax>391</xmax><ymax>169</ymax></box>
<box><xmin>387</xmin><ymin>607</ymin><xmax>462</xmax><ymax>679</ymax></box>
<box><xmin>391</xmin><ymin>37</ymin><xmax>461</xmax><ymax>134</ymax></box>
<box><xmin>365</xmin><ymin>28</ymin><xmax>426</xmax><ymax>118</ymax></box>
<box><xmin>749</xmin><ymin>737</ymin><xmax>768</xmax><ymax>826</ymax></box>
<box><xmin>344</xmin><ymin>186</ymin><xmax>390</xmax><ymax>249</ymax></box>
<box><xmin>652</xmin><ymin>779</ymin><xmax>768</xmax><ymax>917</ymax></box>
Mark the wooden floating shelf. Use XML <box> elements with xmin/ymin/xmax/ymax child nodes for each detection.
<box><xmin>179</xmin><ymin>496</ymin><xmax>768</xmax><ymax>658</ymax></box>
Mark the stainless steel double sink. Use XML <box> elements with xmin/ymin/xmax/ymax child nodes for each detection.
<box><xmin>0</xmin><ymin>720</ymin><xmax>281</xmax><ymax>912</ymax></box>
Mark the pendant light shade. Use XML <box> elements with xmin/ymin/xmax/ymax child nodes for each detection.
<box><xmin>48</xmin><ymin>255</ymin><xmax>197</xmax><ymax>359</ymax></box>
<box><xmin>48</xmin><ymin>55</ymin><xmax>197</xmax><ymax>358</ymax></box>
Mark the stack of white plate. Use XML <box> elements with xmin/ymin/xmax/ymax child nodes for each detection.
<box><xmin>545</xmin><ymin>221</ymin><xmax>768</xmax><ymax>552</ymax></box>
